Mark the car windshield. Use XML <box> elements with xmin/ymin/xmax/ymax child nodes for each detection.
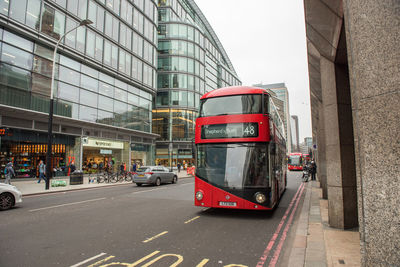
<box><xmin>196</xmin><ymin>143</ymin><xmax>269</xmax><ymax>189</ymax></box>
<box><xmin>199</xmin><ymin>94</ymin><xmax>263</xmax><ymax>117</ymax></box>
<box><xmin>137</xmin><ymin>167</ymin><xmax>149</xmax><ymax>172</ymax></box>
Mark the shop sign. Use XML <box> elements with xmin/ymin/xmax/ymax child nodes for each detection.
<box><xmin>83</xmin><ymin>138</ymin><xmax>124</xmax><ymax>149</ymax></box>
<box><xmin>131</xmin><ymin>143</ymin><xmax>149</xmax><ymax>151</ymax></box>
<box><xmin>100</xmin><ymin>149</ymin><xmax>113</xmax><ymax>155</ymax></box>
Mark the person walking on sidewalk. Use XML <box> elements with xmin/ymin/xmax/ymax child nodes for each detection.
<box><xmin>37</xmin><ymin>160</ymin><xmax>46</xmax><ymax>183</ymax></box>
<box><xmin>310</xmin><ymin>160</ymin><xmax>317</xmax><ymax>181</ymax></box>
<box><xmin>177</xmin><ymin>162</ymin><xmax>181</xmax><ymax>173</ymax></box>
<box><xmin>4</xmin><ymin>162</ymin><xmax>15</xmax><ymax>185</ymax></box>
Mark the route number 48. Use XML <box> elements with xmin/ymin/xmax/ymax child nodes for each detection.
<box><xmin>243</xmin><ymin>125</ymin><xmax>255</xmax><ymax>136</ymax></box>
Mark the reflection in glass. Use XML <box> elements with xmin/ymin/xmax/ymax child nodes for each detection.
<box><xmin>1</xmin><ymin>44</ymin><xmax>33</xmax><ymax>70</ymax></box>
<box><xmin>58</xmin><ymin>82</ymin><xmax>79</xmax><ymax>102</ymax></box>
<box><xmin>196</xmin><ymin>143</ymin><xmax>269</xmax><ymax>189</ymax></box>
<box><xmin>9</xmin><ymin>0</ymin><xmax>26</xmax><ymax>23</ymax></box>
<box><xmin>79</xmin><ymin>105</ymin><xmax>98</xmax><ymax>122</ymax></box>
<box><xmin>200</xmin><ymin>94</ymin><xmax>263</xmax><ymax>117</ymax></box>
<box><xmin>0</xmin><ymin>63</ymin><xmax>31</xmax><ymax>91</ymax></box>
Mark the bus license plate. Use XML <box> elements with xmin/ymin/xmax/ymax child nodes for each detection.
<box><xmin>219</xmin><ymin>201</ymin><xmax>237</xmax><ymax>207</ymax></box>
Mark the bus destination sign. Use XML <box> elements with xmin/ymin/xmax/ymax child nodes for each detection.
<box><xmin>201</xmin><ymin>123</ymin><xmax>259</xmax><ymax>139</ymax></box>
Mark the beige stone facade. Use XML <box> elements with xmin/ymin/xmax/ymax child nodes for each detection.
<box><xmin>304</xmin><ymin>0</ymin><xmax>399</xmax><ymax>265</ymax></box>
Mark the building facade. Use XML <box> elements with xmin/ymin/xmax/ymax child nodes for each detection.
<box><xmin>253</xmin><ymin>83</ymin><xmax>291</xmax><ymax>153</ymax></box>
<box><xmin>304</xmin><ymin>0</ymin><xmax>399</xmax><ymax>265</ymax></box>
<box><xmin>290</xmin><ymin>115</ymin><xmax>299</xmax><ymax>152</ymax></box>
<box><xmin>153</xmin><ymin>0</ymin><xmax>241</xmax><ymax>167</ymax></box>
<box><xmin>0</xmin><ymin>0</ymin><xmax>159</xmax><ymax>177</ymax></box>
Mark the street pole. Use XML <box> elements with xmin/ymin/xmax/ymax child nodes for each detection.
<box><xmin>45</xmin><ymin>19</ymin><xmax>92</xmax><ymax>190</ymax></box>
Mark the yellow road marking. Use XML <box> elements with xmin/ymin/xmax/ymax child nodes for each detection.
<box><xmin>88</xmin><ymin>255</ymin><xmax>115</xmax><ymax>267</ymax></box>
<box><xmin>141</xmin><ymin>254</ymin><xmax>183</xmax><ymax>267</ymax></box>
<box><xmin>184</xmin><ymin>216</ymin><xmax>200</xmax><ymax>224</ymax></box>
<box><xmin>142</xmin><ymin>231</ymin><xmax>168</xmax><ymax>243</ymax></box>
<box><xmin>130</xmin><ymin>251</ymin><xmax>160</xmax><ymax>267</ymax></box>
<box><xmin>196</xmin><ymin>259</ymin><xmax>210</xmax><ymax>267</ymax></box>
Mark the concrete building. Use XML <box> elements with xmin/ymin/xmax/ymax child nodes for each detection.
<box><xmin>0</xmin><ymin>0</ymin><xmax>159</xmax><ymax>177</ymax></box>
<box><xmin>153</xmin><ymin>0</ymin><xmax>241</xmax><ymax>167</ymax></box>
<box><xmin>290</xmin><ymin>115</ymin><xmax>299</xmax><ymax>152</ymax></box>
<box><xmin>304</xmin><ymin>0</ymin><xmax>399</xmax><ymax>265</ymax></box>
<box><xmin>253</xmin><ymin>83</ymin><xmax>291</xmax><ymax>153</ymax></box>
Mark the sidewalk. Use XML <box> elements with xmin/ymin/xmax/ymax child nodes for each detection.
<box><xmin>285</xmin><ymin>181</ymin><xmax>361</xmax><ymax>267</ymax></box>
<box><xmin>3</xmin><ymin>171</ymin><xmax>193</xmax><ymax>196</ymax></box>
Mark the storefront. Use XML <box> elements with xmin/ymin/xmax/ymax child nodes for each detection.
<box><xmin>130</xmin><ymin>143</ymin><xmax>154</xmax><ymax>169</ymax></box>
<box><xmin>82</xmin><ymin>137</ymin><xmax>129</xmax><ymax>173</ymax></box>
<box><xmin>0</xmin><ymin>128</ymin><xmax>78</xmax><ymax>178</ymax></box>
<box><xmin>155</xmin><ymin>145</ymin><xmax>194</xmax><ymax>168</ymax></box>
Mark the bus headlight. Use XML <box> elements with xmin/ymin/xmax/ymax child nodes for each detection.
<box><xmin>196</xmin><ymin>191</ymin><xmax>204</xmax><ymax>201</ymax></box>
<box><xmin>255</xmin><ymin>192</ymin><xmax>266</xmax><ymax>203</ymax></box>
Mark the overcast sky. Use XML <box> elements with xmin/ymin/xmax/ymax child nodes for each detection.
<box><xmin>195</xmin><ymin>0</ymin><xmax>312</xmax><ymax>141</ymax></box>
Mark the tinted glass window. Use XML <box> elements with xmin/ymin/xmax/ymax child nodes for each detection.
<box><xmin>200</xmin><ymin>94</ymin><xmax>262</xmax><ymax>117</ymax></box>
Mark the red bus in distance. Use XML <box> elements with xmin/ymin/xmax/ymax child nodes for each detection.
<box><xmin>288</xmin><ymin>153</ymin><xmax>304</xmax><ymax>171</ymax></box>
<box><xmin>194</xmin><ymin>86</ymin><xmax>287</xmax><ymax>210</ymax></box>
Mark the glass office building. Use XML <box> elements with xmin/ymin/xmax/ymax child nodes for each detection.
<box><xmin>153</xmin><ymin>0</ymin><xmax>241</xmax><ymax>167</ymax></box>
<box><xmin>0</xmin><ymin>0</ymin><xmax>159</xmax><ymax>177</ymax></box>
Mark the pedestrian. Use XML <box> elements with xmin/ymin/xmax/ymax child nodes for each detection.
<box><xmin>69</xmin><ymin>161</ymin><xmax>76</xmax><ymax>173</ymax></box>
<box><xmin>310</xmin><ymin>160</ymin><xmax>317</xmax><ymax>181</ymax></box>
<box><xmin>120</xmin><ymin>162</ymin><xmax>125</xmax><ymax>174</ymax></box>
<box><xmin>177</xmin><ymin>162</ymin><xmax>181</xmax><ymax>173</ymax></box>
<box><xmin>132</xmin><ymin>162</ymin><xmax>137</xmax><ymax>172</ymax></box>
<box><xmin>37</xmin><ymin>160</ymin><xmax>46</xmax><ymax>183</ymax></box>
<box><xmin>4</xmin><ymin>162</ymin><xmax>15</xmax><ymax>185</ymax></box>
<box><xmin>99</xmin><ymin>161</ymin><xmax>104</xmax><ymax>171</ymax></box>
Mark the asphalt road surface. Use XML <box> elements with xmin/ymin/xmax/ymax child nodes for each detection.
<box><xmin>0</xmin><ymin>172</ymin><xmax>304</xmax><ymax>267</ymax></box>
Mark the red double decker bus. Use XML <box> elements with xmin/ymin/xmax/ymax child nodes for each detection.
<box><xmin>194</xmin><ymin>86</ymin><xmax>287</xmax><ymax>210</ymax></box>
<box><xmin>287</xmin><ymin>153</ymin><xmax>304</xmax><ymax>171</ymax></box>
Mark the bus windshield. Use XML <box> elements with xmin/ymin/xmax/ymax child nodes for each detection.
<box><xmin>200</xmin><ymin>94</ymin><xmax>262</xmax><ymax>117</ymax></box>
<box><xmin>288</xmin><ymin>155</ymin><xmax>301</xmax><ymax>166</ymax></box>
<box><xmin>196</xmin><ymin>143</ymin><xmax>269</xmax><ymax>189</ymax></box>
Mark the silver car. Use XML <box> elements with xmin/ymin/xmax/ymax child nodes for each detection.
<box><xmin>0</xmin><ymin>183</ymin><xmax>22</xmax><ymax>211</ymax></box>
<box><xmin>133</xmin><ymin>166</ymin><xmax>178</xmax><ymax>186</ymax></box>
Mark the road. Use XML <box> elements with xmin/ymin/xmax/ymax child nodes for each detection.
<box><xmin>0</xmin><ymin>172</ymin><xmax>304</xmax><ymax>267</ymax></box>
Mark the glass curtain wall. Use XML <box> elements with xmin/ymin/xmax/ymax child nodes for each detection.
<box><xmin>0</xmin><ymin>0</ymin><xmax>158</xmax><ymax>133</ymax></box>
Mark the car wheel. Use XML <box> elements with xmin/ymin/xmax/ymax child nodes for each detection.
<box><xmin>172</xmin><ymin>175</ymin><xmax>177</xmax><ymax>184</ymax></box>
<box><xmin>0</xmin><ymin>193</ymin><xmax>15</xmax><ymax>211</ymax></box>
<box><xmin>136</xmin><ymin>183</ymin><xmax>142</xmax><ymax>186</ymax></box>
<box><xmin>155</xmin><ymin>178</ymin><xmax>161</xmax><ymax>186</ymax></box>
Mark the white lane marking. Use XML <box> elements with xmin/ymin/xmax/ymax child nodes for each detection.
<box><xmin>184</xmin><ymin>216</ymin><xmax>200</xmax><ymax>224</ymax></box>
<box><xmin>69</xmin><ymin>252</ymin><xmax>107</xmax><ymax>267</ymax></box>
<box><xmin>142</xmin><ymin>231</ymin><xmax>168</xmax><ymax>243</ymax></box>
<box><xmin>178</xmin><ymin>182</ymin><xmax>194</xmax><ymax>186</ymax></box>
<box><xmin>131</xmin><ymin>188</ymin><xmax>165</xmax><ymax>195</ymax></box>
<box><xmin>29</xmin><ymin>197</ymin><xmax>106</xmax><ymax>212</ymax></box>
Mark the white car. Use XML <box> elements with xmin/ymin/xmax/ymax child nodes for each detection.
<box><xmin>0</xmin><ymin>183</ymin><xmax>22</xmax><ymax>210</ymax></box>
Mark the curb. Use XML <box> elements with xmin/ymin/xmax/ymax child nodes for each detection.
<box><xmin>22</xmin><ymin>175</ymin><xmax>194</xmax><ymax>197</ymax></box>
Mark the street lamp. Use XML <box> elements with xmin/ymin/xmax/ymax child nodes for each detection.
<box><xmin>45</xmin><ymin>19</ymin><xmax>93</xmax><ymax>190</ymax></box>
